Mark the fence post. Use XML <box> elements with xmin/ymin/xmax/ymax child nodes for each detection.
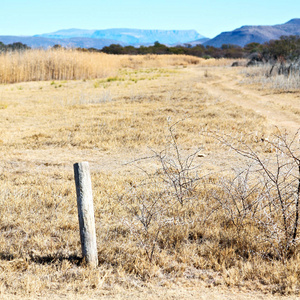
<box><xmin>73</xmin><ymin>162</ymin><xmax>98</xmax><ymax>267</ymax></box>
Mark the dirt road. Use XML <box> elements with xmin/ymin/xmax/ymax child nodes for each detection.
<box><xmin>191</xmin><ymin>66</ymin><xmax>300</xmax><ymax>133</ymax></box>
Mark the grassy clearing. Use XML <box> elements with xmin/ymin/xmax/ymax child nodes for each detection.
<box><xmin>0</xmin><ymin>55</ymin><xmax>299</xmax><ymax>299</ymax></box>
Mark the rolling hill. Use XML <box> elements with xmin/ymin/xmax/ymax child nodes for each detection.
<box><xmin>204</xmin><ymin>18</ymin><xmax>300</xmax><ymax>47</ymax></box>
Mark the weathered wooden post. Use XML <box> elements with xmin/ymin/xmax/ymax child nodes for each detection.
<box><xmin>74</xmin><ymin>162</ymin><xmax>98</xmax><ymax>267</ymax></box>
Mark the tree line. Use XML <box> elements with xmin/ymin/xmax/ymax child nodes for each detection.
<box><xmin>0</xmin><ymin>41</ymin><xmax>30</xmax><ymax>52</ymax></box>
<box><xmin>99</xmin><ymin>42</ymin><xmax>245</xmax><ymax>59</ymax></box>
<box><xmin>100</xmin><ymin>36</ymin><xmax>300</xmax><ymax>61</ymax></box>
<box><xmin>0</xmin><ymin>35</ymin><xmax>299</xmax><ymax>61</ymax></box>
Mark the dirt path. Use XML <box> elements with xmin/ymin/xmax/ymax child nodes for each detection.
<box><xmin>191</xmin><ymin>66</ymin><xmax>300</xmax><ymax>133</ymax></box>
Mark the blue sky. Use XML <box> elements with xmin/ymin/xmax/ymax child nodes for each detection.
<box><xmin>0</xmin><ymin>0</ymin><xmax>299</xmax><ymax>38</ymax></box>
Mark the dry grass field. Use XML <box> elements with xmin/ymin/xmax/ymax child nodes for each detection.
<box><xmin>0</xmin><ymin>50</ymin><xmax>300</xmax><ymax>299</ymax></box>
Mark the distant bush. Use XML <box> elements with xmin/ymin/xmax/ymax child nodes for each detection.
<box><xmin>244</xmin><ymin>35</ymin><xmax>300</xmax><ymax>90</ymax></box>
<box><xmin>262</xmin><ymin>35</ymin><xmax>300</xmax><ymax>61</ymax></box>
<box><xmin>101</xmin><ymin>42</ymin><xmax>245</xmax><ymax>59</ymax></box>
<box><xmin>0</xmin><ymin>41</ymin><xmax>30</xmax><ymax>52</ymax></box>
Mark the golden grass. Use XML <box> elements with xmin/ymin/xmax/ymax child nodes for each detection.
<box><xmin>0</xmin><ymin>48</ymin><xmax>241</xmax><ymax>84</ymax></box>
<box><xmin>0</xmin><ymin>56</ymin><xmax>299</xmax><ymax>299</ymax></box>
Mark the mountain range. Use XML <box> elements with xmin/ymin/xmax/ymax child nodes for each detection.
<box><xmin>0</xmin><ymin>19</ymin><xmax>299</xmax><ymax>49</ymax></box>
<box><xmin>35</xmin><ymin>28</ymin><xmax>205</xmax><ymax>46</ymax></box>
<box><xmin>0</xmin><ymin>29</ymin><xmax>206</xmax><ymax>49</ymax></box>
<box><xmin>204</xmin><ymin>19</ymin><xmax>300</xmax><ymax>47</ymax></box>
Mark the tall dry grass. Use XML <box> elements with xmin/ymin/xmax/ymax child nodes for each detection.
<box><xmin>0</xmin><ymin>48</ymin><xmax>239</xmax><ymax>84</ymax></box>
<box><xmin>0</xmin><ymin>49</ymin><xmax>121</xmax><ymax>83</ymax></box>
<box><xmin>242</xmin><ymin>63</ymin><xmax>300</xmax><ymax>90</ymax></box>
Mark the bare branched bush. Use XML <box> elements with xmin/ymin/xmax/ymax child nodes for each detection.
<box><xmin>150</xmin><ymin>121</ymin><xmax>203</xmax><ymax>206</ymax></box>
<box><xmin>206</xmin><ymin>129</ymin><xmax>300</xmax><ymax>260</ymax></box>
<box><xmin>212</xmin><ymin>165</ymin><xmax>263</xmax><ymax>234</ymax></box>
<box><xmin>118</xmin><ymin>180</ymin><xmax>172</xmax><ymax>263</ymax></box>
<box><xmin>119</xmin><ymin>121</ymin><xmax>205</xmax><ymax>262</ymax></box>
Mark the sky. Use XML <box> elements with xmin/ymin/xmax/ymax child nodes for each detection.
<box><xmin>0</xmin><ymin>0</ymin><xmax>299</xmax><ymax>38</ymax></box>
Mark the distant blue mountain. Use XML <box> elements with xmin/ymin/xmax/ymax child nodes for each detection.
<box><xmin>0</xmin><ymin>35</ymin><xmax>122</xmax><ymax>49</ymax></box>
<box><xmin>36</xmin><ymin>28</ymin><xmax>206</xmax><ymax>46</ymax></box>
<box><xmin>4</xmin><ymin>19</ymin><xmax>299</xmax><ymax>50</ymax></box>
<box><xmin>204</xmin><ymin>18</ymin><xmax>300</xmax><ymax>47</ymax></box>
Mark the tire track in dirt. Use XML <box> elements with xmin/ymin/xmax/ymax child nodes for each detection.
<box><xmin>193</xmin><ymin>67</ymin><xmax>300</xmax><ymax>133</ymax></box>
